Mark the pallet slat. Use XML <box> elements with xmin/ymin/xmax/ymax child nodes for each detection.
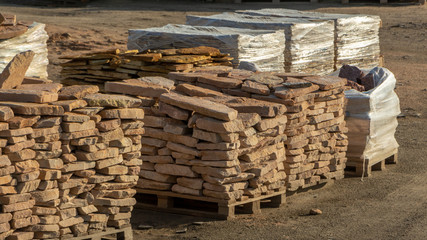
<box><xmin>135</xmin><ymin>189</ymin><xmax>286</xmax><ymax>220</ymax></box>
<box><xmin>69</xmin><ymin>227</ymin><xmax>133</xmax><ymax>240</ymax></box>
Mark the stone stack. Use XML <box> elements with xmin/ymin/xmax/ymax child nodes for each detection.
<box><xmin>57</xmin><ymin>99</ymin><xmax>100</xmax><ymax>238</ymax></box>
<box><xmin>0</xmin><ymin>99</ymin><xmax>63</xmax><ymax>239</ymax></box>
<box><xmin>105</xmin><ymin>76</ymin><xmax>289</xmax><ymax>200</ymax></box>
<box><xmin>82</xmin><ymin>93</ymin><xmax>144</xmax><ymax>230</ymax></box>
<box><xmin>305</xmin><ymin>76</ymin><xmax>348</xmax><ymax>182</ymax></box>
<box><xmin>165</xmin><ymin>69</ymin><xmax>348</xmax><ymax>192</ymax></box>
<box><xmin>28</xmin><ymin>105</ymin><xmax>64</xmax><ymax>240</ymax></box>
<box><xmin>0</xmin><ymin>106</ymin><xmax>38</xmax><ymax>240</ymax></box>
<box><xmin>59</xmin><ymin>47</ymin><xmax>233</xmax><ymax>89</ymax></box>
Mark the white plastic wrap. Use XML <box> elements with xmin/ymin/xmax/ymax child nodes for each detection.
<box><xmin>128</xmin><ymin>24</ymin><xmax>285</xmax><ymax>72</ymax></box>
<box><xmin>344</xmin><ymin>67</ymin><xmax>400</xmax><ymax>162</ymax></box>
<box><xmin>239</xmin><ymin>9</ymin><xmax>381</xmax><ymax>70</ymax></box>
<box><xmin>0</xmin><ymin>22</ymin><xmax>49</xmax><ymax>78</ymax></box>
<box><xmin>186</xmin><ymin>12</ymin><xmax>335</xmax><ymax>75</ymax></box>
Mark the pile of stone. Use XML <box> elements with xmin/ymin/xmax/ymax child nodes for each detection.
<box><xmin>238</xmin><ymin>8</ymin><xmax>382</xmax><ymax>70</ymax></box>
<box><xmin>104</xmin><ymin>76</ymin><xmax>288</xmax><ymax>200</ymax></box>
<box><xmin>0</xmin><ymin>52</ymin><xmax>143</xmax><ymax>239</ymax></box>
<box><xmin>166</xmin><ymin>69</ymin><xmax>348</xmax><ymax>191</ymax></box>
<box><xmin>186</xmin><ymin>12</ymin><xmax>335</xmax><ymax>75</ymax></box>
<box><xmin>0</xmin><ymin>13</ymin><xmax>49</xmax><ymax>78</ymax></box>
<box><xmin>104</xmin><ymin>65</ymin><xmax>348</xmax><ymax>196</ymax></box>
<box><xmin>128</xmin><ymin>24</ymin><xmax>285</xmax><ymax>72</ymax></box>
<box><xmin>59</xmin><ymin>47</ymin><xmax>233</xmax><ymax>89</ymax></box>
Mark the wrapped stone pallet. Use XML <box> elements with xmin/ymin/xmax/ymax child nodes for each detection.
<box><xmin>344</xmin><ymin>67</ymin><xmax>400</xmax><ymax>176</ymax></box>
<box><xmin>239</xmin><ymin>8</ymin><xmax>382</xmax><ymax>70</ymax></box>
<box><xmin>127</xmin><ymin>24</ymin><xmax>285</xmax><ymax>72</ymax></box>
<box><xmin>0</xmin><ymin>22</ymin><xmax>49</xmax><ymax>78</ymax></box>
<box><xmin>186</xmin><ymin>12</ymin><xmax>335</xmax><ymax>75</ymax></box>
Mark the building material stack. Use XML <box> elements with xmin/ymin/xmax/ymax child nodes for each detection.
<box><xmin>55</xmin><ymin>87</ymin><xmax>101</xmax><ymax>238</ymax></box>
<box><xmin>104</xmin><ymin>76</ymin><xmax>289</xmax><ymax>201</ymax></box>
<box><xmin>83</xmin><ymin>93</ymin><xmax>144</xmax><ymax>230</ymax></box>
<box><xmin>59</xmin><ymin>47</ymin><xmax>233</xmax><ymax>89</ymax></box>
<box><xmin>186</xmin><ymin>12</ymin><xmax>335</xmax><ymax>75</ymax></box>
<box><xmin>128</xmin><ymin>24</ymin><xmax>285</xmax><ymax>72</ymax></box>
<box><xmin>0</xmin><ymin>105</ymin><xmax>40</xmax><ymax>240</ymax></box>
<box><xmin>1</xmin><ymin>108</ymin><xmax>61</xmax><ymax>240</ymax></box>
<box><xmin>239</xmin><ymin>8</ymin><xmax>382</xmax><ymax>70</ymax></box>
<box><xmin>0</xmin><ymin>51</ymin><xmax>145</xmax><ymax>238</ymax></box>
<box><xmin>165</xmin><ymin>70</ymin><xmax>348</xmax><ymax>191</ymax></box>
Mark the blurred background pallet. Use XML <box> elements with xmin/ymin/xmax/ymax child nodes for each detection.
<box><xmin>6</xmin><ymin>0</ymin><xmax>91</xmax><ymax>7</ymax></box>
<box><xmin>216</xmin><ymin>0</ymin><xmax>424</xmax><ymax>4</ymax></box>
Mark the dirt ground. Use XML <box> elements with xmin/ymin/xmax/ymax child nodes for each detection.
<box><xmin>1</xmin><ymin>0</ymin><xmax>426</xmax><ymax>239</ymax></box>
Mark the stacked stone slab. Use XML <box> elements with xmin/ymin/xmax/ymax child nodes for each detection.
<box><xmin>105</xmin><ymin>76</ymin><xmax>289</xmax><ymax>200</ymax></box>
<box><xmin>59</xmin><ymin>47</ymin><xmax>233</xmax><ymax>89</ymax></box>
<box><xmin>303</xmin><ymin>76</ymin><xmax>348</xmax><ymax>183</ymax></box>
<box><xmin>0</xmin><ymin>93</ymin><xmax>64</xmax><ymax>239</ymax></box>
<box><xmin>57</xmin><ymin>97</ymin><xmax>100</xmax><ymax>238</ymax></box>
<box><xmin>163</xmin><ymin>68</ymin><xmax>348</xmax><ymax>192</ymax></box>
<box><xmin>29</xmin><ymin>107</ymin><xmax>63</xmax><ymax>240</ymax></box>
<box><xmin>0</xmin><ymin>80</ymin><xmax>145</xmax><ymax>239</ymax></box>
<box><xmin>82</xmin><ymin>93</ymin><xmax>144</xmax><ymax>230</ymax></box>
<box><xmin>0</xmin><ymin>106</ymin><xmax>38</xmax><ymax>240</ymax></box>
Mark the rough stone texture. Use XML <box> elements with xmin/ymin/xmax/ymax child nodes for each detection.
<box><xmin>58</xmin><ymin>85</ymin><xmax>99</xmax><ymax>100</ymax></box>
<box><xmin>0</xmin><ymin>51</ymin><xmax>35</xmax><ymax>89</ymax></box>
<box><xmin>16</xmin><ymin>83</ymin><xmax>63</xmax><ymax>93</ymax></box>
<box><xmin>105</xmin><ymin>80</ymin><xmax>170</xmax><ymax>98</ymax></box>
<box><xmin>0</xmin><ymin>106</ymin><xmax>14</xmax><ymax>121</ymax></box>
<box><xmin>0</xmin><ymin>102</ymin><xmax>64</xmax><ymax>116</ymax></box>
<box><xmin>84</xmin><ymin>93</ymin><xmax>142</xmax><ymax>108</ymax></box>
<box><xmin>159</xmin><ymin>92</ymin><xmax>238</xmax><ymax>121</ymax></box>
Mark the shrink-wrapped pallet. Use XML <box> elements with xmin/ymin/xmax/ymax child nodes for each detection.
<box><xmin>239</xmin><ymin>9</ymin><xmax>381</xmax><ymax>70</ymax></box>
<box><xmin>0</xmin><ymin>23</ymin><xmax>49</xmax><ymax>78</ymax></box>
<box><xmin>344</xmin><ymin>67</ymin><xmax>400</xmax><ymax>165</ymax></box>
<box><xmin>127</xmin><ymin>24</ymin><xmax>285</xmax><ymax>72</ymax></box>
<box><xmin>186</xmin><ymin>12</ymin><xmax>335</xmax><ymax>75</ymax></box>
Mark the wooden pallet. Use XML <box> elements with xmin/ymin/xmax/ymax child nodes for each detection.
<box><xmin>233</xmin><ymin>0</ymin><xmax>320</xmax><ymax>3</ymax></box>
<box><xmin>68</xmin><ymin>227</ymin><xmax>133</xmax><ymax>240</ymax></box>
<box><xmin>135</xmin><ymin>188</ymin><xmax>286</xmax><ymax>220</ymax></box>
<box><xmin>9</xmin><ymin>0</ymin><xmax>90</xmax><ymax>7</ymax></box>
<box><xmin>345</xmin><ymin>149</ymin><xmax>398</xmax><ymax>177</ymax></box>
<box><xmin>342</xmin><ymin>0</ymin><xmax>424</xmax><ymax>4</ymax></box>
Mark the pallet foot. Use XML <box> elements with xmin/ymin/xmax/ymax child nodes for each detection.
<box><xmin>385</xmin><ymin>152</ymin><xmax>398</xmax><ymax>164</ymax></box>
<box><xmin>268</xmin><ymin>193</ymin><xmax>286</xmax><ymax>207</ymax></box>
<box><xmin>240</xmin><ymin>200</ymin><xmax>261</xmax><ymax>214</ymax></box>
<box><xmin>158</xmin><ymin>196</ymin><xmax>173</xmax><ymax>208</ymax></box>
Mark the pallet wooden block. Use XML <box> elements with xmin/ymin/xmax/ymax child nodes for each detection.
<box><xmin>67</xmin><ymin>227</ymin><xmax>133</xmax><ymax>240</ymax></box>
<box><xmin>233</xmin><ymin>0</ymin><xmax>318</xmax><ymax>3</ymax></box>
<box><xmin>345</xmin><ymin>149</ymin><xmax>398</xmax><ymax>177</ymax></box>
<box><xmin>135</xmin><ymin>188</ymin><xmax>286</xmax><ymax>220</ymax></box>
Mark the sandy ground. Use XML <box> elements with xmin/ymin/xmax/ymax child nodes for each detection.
<box><xmin>1</xmin><ymin>0</ymin><xmax>426</xmax><ymax>239</ymax></box>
